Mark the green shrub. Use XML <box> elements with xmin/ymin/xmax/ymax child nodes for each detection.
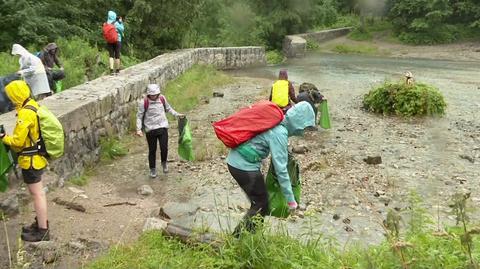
<box><xmin>69</xmin><ymin>174</ymin><xmax>89</xmax><ymax>186</ymax></box>
<box><xmin>265</xmin><ymin>50</ymin><xmax>285</xmax><ymax>64</ymax></box>
<box><xmin>363</xmin><ymin>81</ymin><xmax>447</xmax><ymax>117</ymax></box>
<box><xmin>333</xmin><ymin>44</ymin><xmax>378</xmax><ymax>54</ymax></box>
<box><xmin>348</xmin><ymin>27</ymin><xmax>373</xmax><ymax>41</ymax></box>
<box><xmin>306</xmin><ymin>38</ymin><xmax>320</xmax><ymax>50</ymax></box>
<box><xmin>100</xmin><ymin>137</ymin><xmax>128</xmax><ymax>161</ymax></box>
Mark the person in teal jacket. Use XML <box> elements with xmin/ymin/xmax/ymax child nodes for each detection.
<box><xmin>227</xmin><ymin>101</ymin><xmax>315</xmax><ymax>236</ymax></box>
<box><xmin>106</xmin><ymin>10</ymin><xmax>125</xmax><ymax>75</ymax></box>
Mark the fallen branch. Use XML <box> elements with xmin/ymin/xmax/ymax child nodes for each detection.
<box><xmin>53</xmin><ymin>197</ymin><xmax>86</xmax><ymax>212</ymax></box>
<box><xmin>103</xmin><ymin>201</ymin><xmax>137</xmax><ymax>207</ymax></box>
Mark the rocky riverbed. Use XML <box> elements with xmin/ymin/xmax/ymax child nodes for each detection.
<box><xmin>1</xmin><ymin>52</ymin><xmax>479</xmax><ymax>268</ymax></box>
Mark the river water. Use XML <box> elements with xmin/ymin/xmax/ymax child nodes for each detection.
<box><xmin>213</xmin><ymin>52</ymin><xmax>480</xmax><ymax>246</ymax></box>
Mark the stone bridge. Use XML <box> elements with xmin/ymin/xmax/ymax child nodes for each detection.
<box><xmin>0</xmin><ymin>47</ymin><xmax>265</xmax><ymax>182</ymax></box>
<box><xmin>283</xmin><ymin>27</ymin><xmax>352</xmax><ymax>57</ymax></box>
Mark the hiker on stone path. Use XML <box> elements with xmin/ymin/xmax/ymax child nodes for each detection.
<box><xmin>297</xmin><ymin>82</ymin><xmax>326</xmax><ymax>125</ymax></box>
<box><xmin>136</xmin><ymin>84</ymin><xmax>185</xmax><ymax>178</ymax></box>
<box><xmin>269</xmin><ymin>69</ymin><xmax>297</xmax><ymax>113</ymax></box>
<box><xmin>227</xmin><ymin>101</ymin><xmax>315</xmax><ymax>236</ymax></box>
<box><xmin>12</xmin><ymin>44</ymin><xmax>51</xmax><ymax>99</ymax></box>
<box><xmin>0</xmin><ymin>80</ymin><xmax>50</xmax><ymax>242</ymax></box>
<box><xmin>105</xmin><ymin>10</ymin><xmax>125</xmax><ymax>75</ymax></box>
<box><xmin>39</xmin><ymin>43</ymin><xmax>65</xmax><ymax>92</ymax></box>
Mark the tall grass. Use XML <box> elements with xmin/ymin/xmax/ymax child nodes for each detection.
<box><xmin>87</xmin><ymin>192</ymin><xmax>480</xmax><ymax>269</ymax></box>
<box><xmin>163</xmin><ymin>64</ymin><xmax>234</xmax><ymax>113</ymax></box>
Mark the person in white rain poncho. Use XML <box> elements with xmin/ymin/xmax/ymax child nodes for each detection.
<box><xmin>11</xmin><ymin>44</ymin><xmax>51</xmax><ymax>98</ymax></box>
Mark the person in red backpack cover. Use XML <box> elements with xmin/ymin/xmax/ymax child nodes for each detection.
<box><xmin>136</xmin><ymin>84</ymin><xmax>184</xmax><ymax>178</ymax></box>
<box><xmin>227</xmin><ymin>101</ymin><xmax>315</xmax><ymax>236</ymax></box>
<box><xmin>106</xmin><ymin>10</ymin><xmax>124</xmax><ymax>75</ymax></box>
<box><xmin>0</xmin><ymin>80</ymin><xmax>50</xmax><ymax>242</ymax></box>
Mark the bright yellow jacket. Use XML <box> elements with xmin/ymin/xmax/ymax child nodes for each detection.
<box><xmin>271</xmin><ymin>80</ymin><xmax>289</xmax><ymax>108</ymax></box>
<box><xmin>2</xmin><ymin>80</ymin><xmax>48</xmax><ymax>170</ymax></box>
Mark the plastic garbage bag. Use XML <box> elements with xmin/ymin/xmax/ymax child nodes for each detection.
<box><xmin>266</xmin><ymin>153</ymin><xmax>301</xmax><ymax>218</ymax></box>
<box><xmin>0</xmin><ymin>142</ymin><xmax>13</xmax><ymax>192</ymax></box>
<box><xmin>177</xmin><ymin>117</ymin><xmax>194</xmax><ymax>161</ymax></box>
<box><xmin>319</xmin><ymin>100</ymin><xmax>331</xmax><ymax>129</ymax></box>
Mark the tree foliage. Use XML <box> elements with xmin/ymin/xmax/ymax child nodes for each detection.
<box><xmin>388</xmin><ymin>0</ymin><xmax>480</xmax><ymax>44</ymax></box>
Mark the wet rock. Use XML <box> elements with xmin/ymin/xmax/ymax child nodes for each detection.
<box><xmin>342</xmin><ymin>218</ymin><xmax>351</xmax><ymax>224</ymax></box>
<box><xmin>162</xmin><ymin>202</ymin><xmax>199</xmax><ymax>220</ymax></box>
<box><xmin>459</xmin><ymin>154</ymin><xmax>475</xmax><ymax>163</ymax></box>
<box><xmin>344</xmin><ymin>226</ymin><xmax>354</xmax><ymax>232</ymax></box>
<box><xmin>137</xmin><ymin>185</ymin><xmax>154</xmax><ymax>196</ymax></box>
<box><xmin>374</xmin><ymin>190</ymin><xmax>385</xmax><ymax>197</ymax></box>
<box><xmin>212</xmin><ymin>92</ymin><xmax>224</xmax><ymax>98</ymax></box>
<box><xmin>68</xmin><ymin>241</ymin><xmax>87</xmax><ymax>252</ymax></box>
<box><xmin>363</xmin><ymin>156</ymin><xmax>382</xmax><ymax>165</ymax></box>
<box><xmin>143</xmin><ymin>217</ymin><xmax>168</xmax><ymax>232</ymax></box>
<box><xmin>42</xmin><ymin>250</ymin><xmax>58</xmax><ymax>264</ymax></box>
<box><xmin>292</xmin><ymin>145</ymin><xmax>309</xmax><ymax>154</ymax></box>
<box><xmin>67</xmin><ymin>187</ymin><xmax>85</xmax><ymax>194</ymax></box>
<box><xmin>0</xmin><ymin>194</ymin><xmax>19</xmax><ymax>216</ymax></box>
<box><xmin>79</xmin><ymin>238</ymin><xmax>106</xmax><ymax>252</ymax></box>
<box><xmin>333</xmin><ymin>213</ymin><xmax>340</xmax><ymax>221</ymax></box>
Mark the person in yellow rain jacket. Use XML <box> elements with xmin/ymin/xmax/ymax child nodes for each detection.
<box><xmin>0</xmin><ymin>80</ymin><xmax>49</xmax><ymax>242</ymax></box>
<box><xmin>269</xmin><ymin>69</ymin><xmax>297</xmax><ymax>112</ymax></box>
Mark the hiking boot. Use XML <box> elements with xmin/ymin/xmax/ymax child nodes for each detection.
<box><xmin>22</xmin><ymin>218</ymin><xmax>38</xmax><ymax>234</ymax></box>
<box><xmin>150</xmin><ymin>168</ymin><xmax>157</xmax><ymax>178</ymax></box>
<box><xmin>110</xmin><ymin>69</ymin><xmax>115</xmax><ymax>76</ymax></box>
<box><xmin>162</xmin><ymin>162</ymin><xmax>168</xmax><ymax>174</ymax></box>
<box><xmin>21</xmin><ymin>228</ymin><xmax>50</xmax><ymax>242</ymax></box>
<box><xmin>22</xmin><ymin>218</ymin><xmax>49</xmax><ymax>234</ymax></box>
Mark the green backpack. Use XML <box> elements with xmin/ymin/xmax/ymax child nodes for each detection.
<box><xmin>24</xmin><ymin>105</ymin><xmax>65</xmax><ymax>159</ymax></box>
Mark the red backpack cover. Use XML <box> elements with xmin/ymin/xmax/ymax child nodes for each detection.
<box><xmin>213</xmin><ymin>101</ymin><xmax>284</xmax><ymax>148</ymax></box>
<box><xmin>102</xmin><ymin>23</ymin><xmax>118</xmax><ymax>44</ymax></box>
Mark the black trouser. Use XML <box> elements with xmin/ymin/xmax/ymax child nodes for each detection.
<box><xmin>228</xmin><ymin>164</ymin><xmax>269</xmax><ymax>235</ymax></box>
<box><xmin>46</xmin><ymin>70</ymin><xmax>65</xmax><ymax>92</ymax></box>
<box><xmin>107</xmin><ymin>42</ymin><xmax>122</xmax><ymax>59</ymax></box>
<box><xmin>146</xmin><ymin>128</ymin><xmax>168</xmax><ymax>169</ymax></box>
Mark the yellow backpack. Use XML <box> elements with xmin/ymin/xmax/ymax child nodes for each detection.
<box><xmin>271</xmin><ymin>80</ymin><xmax>289</xmax><ymax>108</ymax></box>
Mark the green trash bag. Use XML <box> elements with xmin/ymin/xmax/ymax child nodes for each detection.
<box><xmin>0</xmin><ymin>142</ymin><xmax>13</xmax><ymax>192</ymax></box>
<box><xmin>55</xmin><ymin>80</ymin><xmax>63</xmax><ymax>93</ymax></box>
<box><xmin>319</xmin><ymin>100</ymin><xmax>331</xmax><ymax>129</ymax></box>
<box><xmin>177</xmin><ymin>117</ymin><xmax>195</xmax><ymax>161</ymax></box>
<box><xmin>266</xmin><ymin>153</ymin><xmax>301</xmax><ymax>218</ymax></box>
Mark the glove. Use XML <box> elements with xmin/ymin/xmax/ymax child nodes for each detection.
<box><xmin>287</xmin><ymin>201</ymin><xmax>298</xmax><ymax>210</ymax></box>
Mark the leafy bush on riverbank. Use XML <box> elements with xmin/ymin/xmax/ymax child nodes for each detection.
<box><xmin>266</xmin><ymin>50</ymin><xmax>285</xmax><ymax>65</ymax></box>
<box><xmin>87</xmin><ymin>192</ymin><xmax>480</xmax><ymax>269</ymax></box>
<box><xmin>363</xmin><ymin>81</ymin><xmax>447</xmax><ymax>117</ymax></box>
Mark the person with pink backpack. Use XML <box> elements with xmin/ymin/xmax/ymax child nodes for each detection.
<box><xmin>136</xmin><ymin>84</ymin><xmax>185</xmax><ymax>178</ymax></box>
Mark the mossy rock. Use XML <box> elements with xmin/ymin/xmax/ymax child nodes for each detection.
<box><xmin>363</xmin><ymin>82</ymin><xmax>447</xmax><ymax>117</ymax></box>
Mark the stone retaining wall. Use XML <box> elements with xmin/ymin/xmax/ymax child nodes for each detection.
<box><xmin>0</xmin><ymin>47</ymin><xmax>265</xmax><ymax>181</ymax></box>
<box><xmin>283</xmin><ymin>27</ymin><xmax>352</xmax><ymax>57</ymax></box>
